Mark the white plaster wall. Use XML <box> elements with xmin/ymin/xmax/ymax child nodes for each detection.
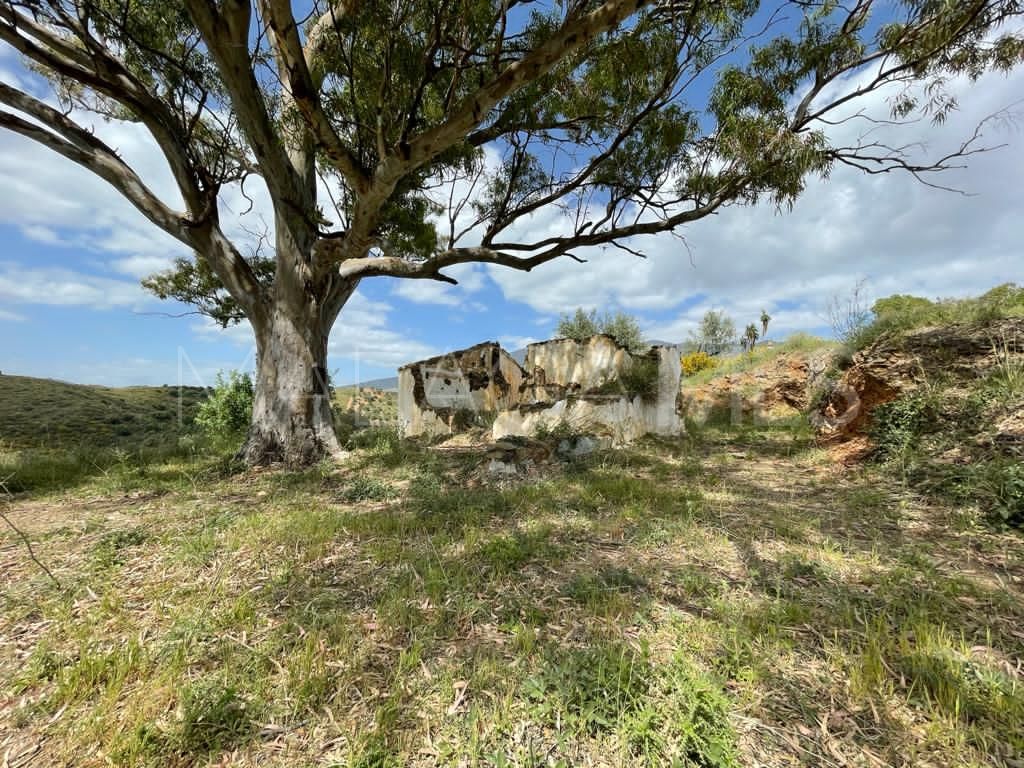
<box><xmin>400</xmin><ymin>337</ymin><xmax>682</xmax><ymax>442</ymax></box>
<box><xmin>492</xmin><ymin>395</ymin><xmax>678</xmax><ymax>444</ymax></box>
<box><xmin>524</xmin><ymin>336</ymin><xmax>631</xmax><ymax>390</ymax></box>
<box><xmin>494</xmin><ymin>344</ymin><xmax>683</xmax><ymax>441</ymax></box>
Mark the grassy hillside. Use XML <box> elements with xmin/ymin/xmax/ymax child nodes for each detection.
<box><xmin>817</xmin><ymin>284</ymin><xmax>1024</xmax><ymax>527</ymax></box>
<box><xmin>1</xmin><ymin>311</ymin><xmax>1021</xmax><ymax>767</ymax></box>
<box><xmin>0</xmin><ymin>376</ymin><xmax>399</xmax><ymax>494</ymax></box>
<box><xmin>333</xmin><ymin>385</ymin><xmax>398</xmax><ymax>425</ymax></box>
<box><xmin>0</xmin><ymin>375</ymin><xmax>208</xmax><ymax>449</ymax></box>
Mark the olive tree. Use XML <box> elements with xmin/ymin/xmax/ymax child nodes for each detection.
<box><xmin>2</xmin><ymin>0</ymin><xmax>1021</xmax><ymax>464</ymax></box>
<box><xmin>557</xmin><ymin>308</ymin><xmax>646</xmax><ymax>353</ymax></box>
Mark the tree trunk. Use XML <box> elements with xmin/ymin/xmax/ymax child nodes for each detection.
<box><xmin>238</xmin><ymin>305</ymin><xmax>343</xmax><ymax>467</ymax></box>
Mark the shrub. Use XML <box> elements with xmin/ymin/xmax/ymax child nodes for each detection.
<box><xmin>194</xmin><ymin>371</ymin><xmax>253</xmax><ymax>442</ymax></box>
<box><xmin>557</xmin><ymin>308</ymin><xmax>601</xmax><ymax>341</ymax></box>
<box><xmin>601</xmin><ymin>311</ymin><xmax>647</xmax><ymax>354</ymax></box>
<box><xmin>619</xmin><ymin>357</ymin><xmax>661</xmax><ymax>399</ymax></box>
<box><xmin>176</xmin><ymin>678</ymin><xmax>255</xmax><ymax>754</ymax></box>
<box><xmin>977</xmin><ymin>460</ymin><xmax>1024</xmax><ymax>526</ymax></box>
<box><xmin>533</xmin><ymin>417</ymin><xmax>580</xmax><ymax>442</ymax></box>
<box><xmin>846</xmin><ymin>283</ymin><xmax>1024</xmax><ymax>353</ymax></box>
<box><xmin>869</xmin><ymin>391</ymin><xmax>936</xmax><ymax>465</ymax></box>
<box><xmin>681</xmin><ymin>351</ymin><xmax>717</xmax><ymax>377</ymax></box>
<box><xmin>338</xmin><ymin>475</ymin><xmax>396</xmax><ymax>502</ymax></box>
<box><xmin>827</xmin><ymin>279</ymin><xmax>873</xmax><ymax>346</ymax></box>
<box><xmin>935</xmin><ymin>459</ymin><xmax>1024</xmax><ymax>528</ymax></box>
<box><xmin>988</xmin><ymin>331</ymin><xmax>1024</xmax><ymax>400</ymax></box>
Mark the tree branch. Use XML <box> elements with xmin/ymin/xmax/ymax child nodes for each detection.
<box><xmin>0</xmin><ymin>474</ymin><xmax>61</xmax><ymax>590</ymax></box>
<box><xmin>0</xmin><ymin>84</ymin><xmax>193</xmax><ymax>240</ymax></box>
<box><xmin>180</xmin><ymin>0</ymin><xmax>304</xmax><ymax>208</ymax></box>
<box><xmin>258</xmin><ymin>0</ymin><xmax>370</xmax><ymax>192</ymax></box>
<box><xmin>340</xmin><ymin>0</ymin><xmax>655</xmax><ymax>258</ymax></box>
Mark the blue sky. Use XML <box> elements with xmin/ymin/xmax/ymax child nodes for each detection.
<box><xmin>1</xmin><ymin>14</ymin><xmax>1023</xmax><ymax>387</ymax></box>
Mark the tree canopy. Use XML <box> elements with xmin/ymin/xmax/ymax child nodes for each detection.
<box><xmin>3</xmin><ymin>0</ymin><xmax>1022</xmax><ymax>302</ymax></box>
<box><xmin>557</xmin><ymin>307</ymin><xmax>646</xmax><ymax>353</ymax></box>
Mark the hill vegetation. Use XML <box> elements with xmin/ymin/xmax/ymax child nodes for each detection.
<box><xmin>681</xmin><ymin>332</ymin><xmax>835</xmax><ymax>387</ymax></box>
<box><xmin>3</xmin><ymin>419</ymin><xmax>1022</xmax><ymax>767</ymax></box>
<box><xmin>817</xmin><ymin>284</ymin><xmax>1024</xmax><ymax>528</ymax></box>
<box><xmin>0</xmin><ymin>375</ymin><xmax>208</xmax><ymax>450</ymax></box>
<box><xmin>843</xmin><ymin>283</ymin><xmax>1024</xmax><ymax>360</ymax></box>
<box><xmin>0</xmin><ymin>376</ymin><xmax>398</xmax><ymax>494</ymax></box>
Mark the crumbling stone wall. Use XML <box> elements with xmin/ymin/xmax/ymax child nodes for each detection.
<box><xmin>397</xmin><ymin>342</ymin><xmax>524</xmax><ymax>437</ymax></box>
<box><xmin>495</xmin><ymin>343</ymin><xmax>682</xmax><ymax>442</ymax></box>
<box><xmin>399</xmin><ymin>336</ymin><xmax>684</xmax><ymax>442</ymax></box>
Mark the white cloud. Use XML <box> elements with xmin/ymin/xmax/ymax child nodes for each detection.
<box><xmin>0</xmin><ymin>308</ymin><xmax>25</xmax><ymax>322</ymax></box>
<box><xmin>0</xmin><ymin>262</ymin><xmax>147</xmax><ymax>309</ymax></box>
<box><xmin>330</xmin><ymin>292</ymin><xmax>437</xmax><ymax>369</ymax></box>
<box><xmin>392</xmin><ymin>279</ymin><xmax>462</xmax><ymax>306</ymax></box>
<box><xmin>499</xmin><ymin>335</ymin><xmax>539</xmax><ymax>352</ymax></box>
<box><xmin>389</xmin><ymin>263</ymin><xmax>488</xmax><ymax>306</ymax></box>
<box><xmin>19</xmin><ymin>224</ymin><xmax>66</xmax><ymax>246</ymax></box>
<box><xmin>110</xmin><ymin>254</ymin><xmax>177</xmax><ymax>279</ymax></box>
<box><xmin>0</xmin><ymin>102</ymin><xmax>187</xmax><ymax>264</ymax></box>
<box><xmin>190</xmin><ymin>290</ymin><xmax>436</xmax><ymax>373</ymax></box>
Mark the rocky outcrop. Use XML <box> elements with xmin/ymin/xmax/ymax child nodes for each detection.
<box><xmin>814</xmin><ymin>319</ymin><xmax>1024</xmax><ymax>442</ymax></box>
<box><xmin>680</xmin><ymin>350</ymin><xmax>833</xmax><ymax>426</ymax></box>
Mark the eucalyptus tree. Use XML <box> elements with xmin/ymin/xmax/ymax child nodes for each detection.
<box><xmin>2</xmin><ymin>0</ymin><xmax>1021</xmax><ymax>464</ymax></box>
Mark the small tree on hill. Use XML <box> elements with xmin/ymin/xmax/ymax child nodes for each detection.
<box><xmin>690</xmin><ymin>310</ymin><xmax>736</xmax><ymax>356</ymax></box>
<box><xmin>760</xmin><ymin>310</ymin><xmax>771</xmax><ymax>339</ymax></box>
<box><xmin>557</xmin><ymin>309</ymin><xmax>601</xmax><ymax>343</ymax></box>
<box><xmin>600</xmin><ymin>312</ymin><xmax>647</xmax><ymax>355</ymax></box>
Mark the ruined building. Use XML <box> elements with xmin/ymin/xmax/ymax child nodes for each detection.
<box><xmin>397</xmin><ymin>335</ymin><xmax>683</xmax><ymax>441</ymax></box>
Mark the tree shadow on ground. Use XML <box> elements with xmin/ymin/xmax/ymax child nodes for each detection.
<box><xmin>236</xmin><ymin>433</ymin><xmax>1024</xmax><ymax>766</ymax></box>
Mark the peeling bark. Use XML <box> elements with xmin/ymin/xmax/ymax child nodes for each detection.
<box><xmin>238</xmin><ymin>224</ymin><xmax>353</xmax><ymax>467</ymax></box>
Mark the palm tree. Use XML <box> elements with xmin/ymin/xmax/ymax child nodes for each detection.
<box><xmin>744</xmin><ymin>323</ymin><xmax>760</xmax><ymax>352</ymax></box>
<box><xmin>760</xmin><ymin>309</ymin><xmax>771</xmax><ymax>338</ymax></box>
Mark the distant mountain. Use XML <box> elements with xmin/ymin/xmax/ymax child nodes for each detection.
<box><xmin>345</xmin><ymin>375</ymin><xmax>399</xmax><ymax>391</ymax></box>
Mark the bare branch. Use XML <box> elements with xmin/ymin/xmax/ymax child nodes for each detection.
<box><xmin>0</xmin><ymin>474</ymin><xmax>61</xmax><ymax>590</ymax></box>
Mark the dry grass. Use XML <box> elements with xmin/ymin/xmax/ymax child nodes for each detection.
<box><xmin>1</xmin><ymin>426</ymin><xmax>1022</xmax><ymax>767</ymax></box>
